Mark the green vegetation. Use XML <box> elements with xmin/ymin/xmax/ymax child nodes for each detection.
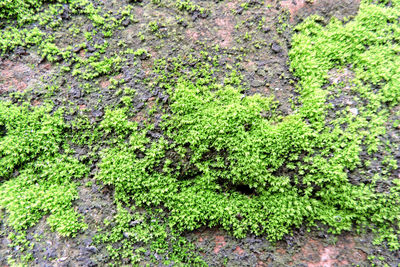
<box><xmin>94</xmin><ymin>204</ymin><xmax>206</xmax><ymax>266</ymax></box>
<box><xmin>175</xmin><ymin>0</ymin><xmax>206</xmax><ymax>14</ymax></box>
<box><xmin>1</xmin><ymin>0</ymin><xmax>400</xmax><ymax>265</ymax></box>
<box><xmin>97</xmin><ymin>0</ymin><xmax>400</xmax><ymax>251</ymax></box>
<box><xmin>0</xmin><ymin>102</ymin><xmax>88</xmax><ymax>236</ymax></box>
<box><xmin>0</xmin><ymin>0</ymin><xmax>66</xmax><ymax>22</ymax></box>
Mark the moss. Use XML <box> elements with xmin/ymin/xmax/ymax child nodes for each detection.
<box><xmin>96</xmin><ymin>0</ymin><xmax>400</xmax><ymax>251</ymax></box>
<box><xmin>0</xmin><ymin>0</ymin><xmax>67</xmax><ymax>22</ymax></box>
<box><xmin>0</xmin><ymin>102</ymin><xmax>88</xmax><ymax>237</ymax></box>
<box><xmin>1</xmin><ymin>0</ymin><xmax>400</xmax><ymax>265</ymax></box>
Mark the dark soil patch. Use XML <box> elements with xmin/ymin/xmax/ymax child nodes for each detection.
<box><xmin>281</xmin><ymin>0</ymin><xmax>361</xmax><ymax>23</ymax></box>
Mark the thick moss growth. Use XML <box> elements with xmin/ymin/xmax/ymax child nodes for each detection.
<box><xmin>97</xmin><ymin>0</ymin><xmax>400</xmax><ymax>250</ymax></box>
<box><xmin>0</xmin><ymin>102</ymin><xmax>88</xmax><ymax>237</ymax></box>
<box><xmin>0</xmin><ymin>0</ymin><xmax>67</xmax><ymax>21</ymax></box>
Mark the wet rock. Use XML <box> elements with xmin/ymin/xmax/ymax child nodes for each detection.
<box><xmin>76</xmin><ymin>147</ymin><xmax>87</xmax><ymax>159</ymax></box>
<box><xmin>26</xmin><ymin>234</ymin><xmax>34</xmax><ymax>241</ymax></box>
<box><xmin>136</xmin><ymin>71</ymin><xmax>146</xmax><ymax>80</ymax></box>
<box><xmin>69</xmin><ymin>87</ymin><xmax>82</xmax><ymax>99</ymax></box>
<box><xmin>156</xmin><ymin>90</ymin><xmax>164</xmax><ymax>99</ymax></box>
<box><xmin>259</xmin><ymin>252</ymin><xmax>270</xmax><ymax>261</ymax></box>
<box><xmin>82</xmin><ymin>259</ymin><xmax>97</xmax><ymax>267</ymax></box>
<box><xmin>154</xmin><ymin>253</ymin><xmax>162</xmax><ymax>261</ymax></box>
<box><xmin>73</xmin><ymin>45</ymin><xmax>84</xmax><ymax>53</ymax></box>
<box><xmin>122</xmin><ymin>18</ymin><xmax>131</xmax><ymax>26</ymax></box>
<box><xmin>91</xmin><ymin>184</ymin><xmax>99</xmax><ymax>193</ymax></box>
<box><xmin>61</xmin><ymin>4</ymin><xmax>70</xmax><ymax>20</ymax></box>
<box><xmin>83</xmin><ymin>238</ymin><xmax>93</xmax><ymax>246</ymax></box>
<box><xmin>139</xmin><ymin>53</ymin><xmax>150</xmax><ymax>60</ymax></box>
<box><xmin>200</xmin><ymin>12</ymin><xmax>208</xmax><ymax>19</ymax></box>
<box><xmin>78</xmin><ymin>205</ymin><xmax>89</xmax><ymax>214</ymax></box>
<box><xmin>317</xmin><ymin>231</ymin><xmax>327</xmax><ymax>238</ymax></box>
<box><xmin>85</xmin><ymin>246</ymin><xmax>98</xmax><ymax>254</ymax></box>
<box><xmin>65</xmin><ymin>115</ymin><xmax>74</xmax><ymax>121</ymax></box>
<box><xmin>92</xmin><ymin>203</ymin><xmax>102</xmax><ymax>209</ymax></box>
<box><xmin>44</xmin><ymin>247</ymin><xmax>57</xmax><ymax>259</ymax></box>
<box><xmin>154</xmin><ymin>115</ymin><xmax>162</xmax><ymax>127</ymax></box>
<box><xmin>86</xmin><ymin>23</ymin><xmax>94</xmax><ymax>32</ymax></box>
<box><xmin>12</xmin><ymin>170</ymin><xmax>19</xmax><ymax>178</ymax></box>
<box><xmin>58</xmin><ymin>261</ymin><xmax>70</xmax><ymax>267</ymax></box>
<box><xmin>161</xmin><ymin>95</ymin><xmax>169</xmax><ymax>103</ymax></box>
<box><xmin>236</xmin><ymin>6</ymin><xmax>245</xmax><ymax>14</ymax></box>
<box><xmin>15</xmin><ymin>46</ymin><xmax>28</xmax><ymax>56</ymax></box>
<box><xmin>191</xmin><ymin>11</ymin><xmax>200</xmax><ymax>21</ymax></box>
<box><xmin>87</xmin><ymin>45</ymin><xmax>96</xmax><ymax>53</ymax></box>
<box><xmin>251</xmin><ymin>79</ymin><xmax>264</xmax><ymax>88</ymax></box>
<box><xmin>349</xmin><ymin>107</ymin><xmax>358</xmax><ymax>116</ymax></box>
<box><xmin>148</xmin><ymin>131</ymin><xmax>162</xmax><ymax>139</ymax></box>
<box><xmin>271</xmin><ymin>42</ymin><xmax>282</xmax><ymax>53</ymax></box>
<box><xmin>93</xmin><ymin>34</ymin><xmax>105</xmax><ymax>44</ymax></box>
<box><xmin>134</xmin><ymin>102</ymin><xmax>145</xmax><ymax>111</ymax></box>
<box><xmin>263</xmin><ymin>27</ymin><xmax>271</xmax><ymax>33</ymax></box>
<box><xmin>122</xmin><ymin>71</ymin><xmax>133</xmax><ymax>82</ymax></box>
<box><xmin>2</xmin><ymin>238</ymin><xmax>10</xmax><ymax>246</ymax></box>
<box><xmin>191</xmin><ymin>10</ymin><xmax>208</xmax><ymax>21</ymax></box>
<box><xmin>256</xmin><ymin>68</ymin><xmax>266</xmax><ymax>77</ymax></box>
<box><xmin>130</xmin><ymin>220</ymin><xmax>143</xmax><ymax>227</ymax></box>
<box><xmin>139</xmin><ymin>92</ymin><xmax>151</xmax><ymax>102</ymax></box>
<box><xmin>92</xmin><ymin>108</ymin><xmax>104</xmax><ymax>118</ymax></box>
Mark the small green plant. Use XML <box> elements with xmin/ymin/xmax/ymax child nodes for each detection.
<box><xmin>133</xmin><ymin>48</ymin><xmax>150</xmax><ymax>58</ymax></box>
<box><xmin>0</xmin><ymin>0</ymin><xmax>66</xmax><ymax>22</ymax></box>
<box><xmin>175</xmin><ymin>0</ymin><xmax>206</xmax><ymax>14</ymax></box>
<box><xmin>244</xmin><ymin>32</ymin><xmax>251</xmax><ymax>41</ymax></box>
<box><xmin>138</xmin><ymin>31</ymin><xmax>145</xmax><ymax>41</ymax></box>
<box><xmin>148</xmin><ymin>21</ymin><xmax>159</xmax><ymax>32</ymax></box>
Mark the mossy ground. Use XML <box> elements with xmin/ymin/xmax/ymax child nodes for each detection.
<box><xmin>1</xmin><ymin>0</ymin><xmax>400</xmax><ymax>266</ymax></box>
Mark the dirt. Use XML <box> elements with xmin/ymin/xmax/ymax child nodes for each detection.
<box><xmin>1</xmin><ymin>0</ymin><xmax>399</xmax><ymax>266</ymax></box>
<box><xmin>281</xmin><ymin>0</ymin><xmax>360</xmax><ymax>23</ymax></box>
<box><xmin>184</xmin><ymin>225</ymin><xmax>393</xmax><ymax>266</ymax></box>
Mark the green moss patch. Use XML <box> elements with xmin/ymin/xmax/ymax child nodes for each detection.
<box><xmin>0</xmin><ymin>102</ymin><xmax>88</xmax><ymax>237</ymax></box>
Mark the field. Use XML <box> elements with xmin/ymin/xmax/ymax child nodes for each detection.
<box><xmin>1</xmin><ymin>0</ymin><xmax>400</xmax><ymax>266</ymax></box>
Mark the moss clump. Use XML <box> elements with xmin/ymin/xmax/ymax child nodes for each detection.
<box><xmin>0</xmin><ymin>0</ymin><xmax>67</xmax><ymax>21</ymax></box>
<box><xmin>0</xmin><ymin>102</ymin><xmax>88</xmax><ymax>237</ymax></box>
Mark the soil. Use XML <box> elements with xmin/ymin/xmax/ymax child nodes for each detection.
<box><xmin>1</xmin><ymin>0</ymin><xmax>399</xmax><ymax>266</ymax></box>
